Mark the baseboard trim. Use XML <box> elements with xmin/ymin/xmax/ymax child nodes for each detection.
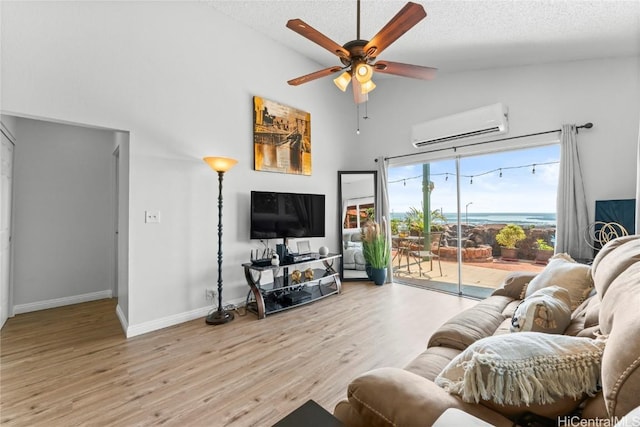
<box><xmin>115</xmin><ymin>303</ymin><xmax>128</xmax><ymax>335</ymax></box>
<box><xmin>13</xmin><ymin>290</ymin><xmax>113</xmax><ymax>314</ymax></box>
<box><xmin>125</xmin><ymin>296</ymin><xmax>246</xmax><ymax>338</ymax></box>
<box><xmin>125</xmin><ymin>307</ymin><xmax>209</xmax><ymax>338</ymax></box>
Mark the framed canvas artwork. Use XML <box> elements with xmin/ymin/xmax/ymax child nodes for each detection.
<box><xmin>253</xmin><ymin>96</ymin><xmax>311</xmax><ymax>176</ymax></box>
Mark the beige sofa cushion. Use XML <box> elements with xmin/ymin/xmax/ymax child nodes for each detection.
<box><xmin>565</xmin><ymin>294</ymin><xmax>600</xmax><ymax>338</ymax></box>
<box><xmin>491</xmin><ymin>271</ymin><xmax>539</xmax><ymax>300</ymax></box>
<box><xmin>524</xmin><ymin>254</ymin><xmax>593</xmax><ymax>310</ymax></box>
<box><xmin>435</xmin><ymin>332</ymin><xmax>605</xmax><ymax>406</ymax></box>
<box><xmin>405</xmin><ymin>346</ymin><xmax>462</xmax><ymax>381</ymax></box>
<box><xmin>591</xmin><ymin>235</ymin><xmax>640</xmax><ymax>299</ymax></box>
<box><xmin>598</xmin><ymin>260</ymin><xmax>640</xmax><ymax>418</ymax></box>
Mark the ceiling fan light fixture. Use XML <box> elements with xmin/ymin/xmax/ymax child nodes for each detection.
<box><xmin>333</xmin><ymin>71</ymin><xmax>352</xmax><ymax>92</ymax></box>
<box><xmin>354</xmin><ymin>62</ymin><xmax>373</xmax><ymax>83</ymax></box>
<box><xmin>360</xmin><ymin>79</ymin><xmax>376</xmax><ymax>94</ymax></box>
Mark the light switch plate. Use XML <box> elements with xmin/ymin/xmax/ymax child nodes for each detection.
<box><xmin>145</xmin><ymin>210</ymin><xmax>160</xmax><ymax>224</ymax></box>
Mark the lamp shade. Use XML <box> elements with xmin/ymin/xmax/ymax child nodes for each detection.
<box><xmin>360</xmin><ymin>79</ymin><xmax>376</xmax><ymax>94</ymax></box>
<box><xmin>333</xmin><ymin>71</ymin><xmax>352</xmax><ymax>92</ymax></box>
<box><xmin>354</xmin><ymin>62</ymin><xmax>373</xmax><ymax>83</ymax></box>
<box><xmin>203</xmin><ymin>156</ymin><xmax>237</xmax><ymax>172</ymax></box>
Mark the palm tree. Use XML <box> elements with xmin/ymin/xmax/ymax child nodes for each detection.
<box><xmin>404</xmin><ymin>207</ymin><xmax>447</xmax><ymax>234</ymax></box>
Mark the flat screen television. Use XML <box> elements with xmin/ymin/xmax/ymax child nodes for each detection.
<box><xmin>250</xmin><ymin>191</ymin><xmax>325</xmax><ymax>241</ymax></box>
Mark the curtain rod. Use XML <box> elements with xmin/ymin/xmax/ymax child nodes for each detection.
<box><xmin>376</xmin><ymin>122</ymin><xmax>593</xmax><ymax>162</ymax></box>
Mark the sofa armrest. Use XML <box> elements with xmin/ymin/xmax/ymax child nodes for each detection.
<box><xmin>427</xmin><ymin>296</ymin><xmax>513</xmax><ymax>350</ymax></box>
<box><xmin>491</xmin><ymin>271</ymin><xmax>538</xmax><ymax>299</ymax></box>
<box><xmin>333</xmin><ymin>367</ymin><xmax>513</xmax><ymax>427</ymax></box>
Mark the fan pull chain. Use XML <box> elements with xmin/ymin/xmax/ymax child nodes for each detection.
<box><xmin>356</xmin><ymin>104</ymin><xmax>360</xmax><ymax>135</ymax></box>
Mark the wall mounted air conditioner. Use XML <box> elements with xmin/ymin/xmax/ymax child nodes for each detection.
<box><xmin>411</xmin><ymin>103</ymin><xmax>509</xmax><ymax>149</ymax></box>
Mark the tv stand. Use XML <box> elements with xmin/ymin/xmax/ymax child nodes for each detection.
<box><xmin>242</xmin><ymin>253</ymin><xmax>342</xmax><ymax>319</ymax></box>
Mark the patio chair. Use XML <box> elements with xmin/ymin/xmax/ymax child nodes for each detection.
<box><xmin>408</xmin><ymin>231</ymin><xmax>443</xmax><ymax>277</ymax></box>
<box><xmin>392</xmin><ymin>234</ymin><xmax>415</xmax><ymax>272</ymax></box>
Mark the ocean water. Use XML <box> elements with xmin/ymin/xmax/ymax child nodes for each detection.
<box><xmin>390</xmin><ymin>212</ymin><xmax>556</xmax><ymax>227</ymax></box>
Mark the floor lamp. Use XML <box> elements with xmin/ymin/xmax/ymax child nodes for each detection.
<box><xmin>203</xmin><ymin>156</ymin><xmax>237</xmax><ymax>325</ymax></box>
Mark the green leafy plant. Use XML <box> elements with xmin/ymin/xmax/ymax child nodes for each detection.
<box><xmin>534</xmin><ymin>238</ymin><xmax>554</xmax><ymax>251</ymax></box>
<box><xmin>390</xmin><ymin>218</ymin><xmax>401</xmax><ymax>235</ymax></box>
<box><xmin>405</xmin><ymin>207</ymin><xmax>424</xmax><ymax>234</ymax></box>
<box><xmin>431</xmin><ymin>209</ymin><xmax>447</xmax><ymax>224</ymax></box>
<box><xmin>361</xmin><ymin>220</ymin><xmax>390</xmax><ymax>269</ymax></box>
<box><xmin>404</xmin><ymin>207</ymin><xmax>448</xmax><ymax>234</ymax></box>
<box><xmin>364</xmin><ymin>207</ymin><xmax>375</xmax><ymax>221</ymax></box>
<box><xmin>495</xmin><ymin>224</ymin><xmax>526</xmax><ymax>249</ymax></box>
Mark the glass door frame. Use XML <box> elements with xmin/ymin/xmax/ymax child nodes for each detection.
<box><xmin>388</xmin><ymin>136</ymin><xmax>560</xmax><ymax>297</ymax></box>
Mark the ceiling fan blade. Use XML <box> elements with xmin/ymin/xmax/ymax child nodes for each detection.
<box><xmin>373</xmin><ymin>61</ymin><xmax>437</xmax><ymax>80</ymax></box>
<box><xmin>363</xmin><ymin>2</ymin><xmax>426</xmax><ymax>59</ymax></box>
<box><xmin>351</xmin><ymin>78</ymin><xmax>368</xmax><ymax>104</ymax></box>
<box><xmin>288</xmin><ymin>66</ymin><xmax>343</xmax><ymax>86</ymax></box>
<box><xmin>287</xmin><ymin>19</ymin><xmax>351</xmax><ymax>60</ymax></box>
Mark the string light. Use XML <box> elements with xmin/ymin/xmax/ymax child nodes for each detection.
<box><xmin>388</xmin><ymin>160</ymin><xmax>558</xmax><ymax>185</ymax></box>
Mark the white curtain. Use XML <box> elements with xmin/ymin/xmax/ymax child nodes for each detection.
<box><xmin>556</xmin><ymin>124</ymin><xmax>592</xmax><ymax>259</ymax></box>
<box><xmin>375</xmin><ymin>156</ymin><xmax>393</xmax><ymax>282</ymax></box>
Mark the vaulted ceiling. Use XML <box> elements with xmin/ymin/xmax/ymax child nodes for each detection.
<box><xmin>208</xmin><ymin>0</ymin><xmax>640</xmax><ymax>74</ymax></box>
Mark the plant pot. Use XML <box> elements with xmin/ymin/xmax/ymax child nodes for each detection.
<box><xmin>535</xmin><ymin>249</ymin><xmax>554</xmax><ymax>265</ymax></box>
<box><xmin>370</xmin><ymin>267</ymin><xmax>387</xmax><ymax>285</ymax></box>
<box><xmin>365</xmin><ymin>264</ymin><xmax>373</xmax><ymax>280</ymax></box>
<box><xmin>500</xmin><ymin>247</ymin><xmax>519</xmax><ymax>261</ymax></box>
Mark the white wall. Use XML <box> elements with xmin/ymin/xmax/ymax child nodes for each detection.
<box><xmin>1</xmin><ymin>116</ymin><xmax>18</xmax><ymax>137</ymax></box>
<box><xmin>114</xmin><ymin>131</ymin><xmax>130</xmax><ymax>327</ymax></box>
<box><xmin>1</xmin><ymin>1</ymin><xmax>353</xmax><ymax>335</ymax></box>
<box><xmin>4</xmin><ymin>1</ymin><xmax>637</xmax><ymax>335</ymax></box>
<box><xmin>350</xmin><ymin>57</ymin><xmax>640</xmax><ymax>222</ymax></box>
<box><xmin>12</xmin><ymin>118</ymin><xmax>115</xmax><ymax>310</ymax></box>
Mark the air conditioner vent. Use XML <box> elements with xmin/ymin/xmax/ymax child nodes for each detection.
<box><xmin>412</xmin><ymin>103</ymin><xmax>508</xmax><ymax>149</ymax></box>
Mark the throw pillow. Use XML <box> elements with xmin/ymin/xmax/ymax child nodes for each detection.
<box><xmin>524</xmin><ymin>254</ymin><xmax>594</xmax><ymax>310</ymax></box>
<box><xmin>434</xmin><ymin>332</ymin><xmax>605</xmax><ymax>406</ymax></box>
<box><xmin>511</xmin><ymin>286</ymin><xmax>572</xmax><ymax>334</ymax></box>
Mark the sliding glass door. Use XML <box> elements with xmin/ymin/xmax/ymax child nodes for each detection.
<box><xmin>389</xmin><ymin>145</ymin><xmax>559</xmax><ymax>297</ymax></box>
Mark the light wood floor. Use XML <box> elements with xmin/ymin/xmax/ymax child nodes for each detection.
<box><xmin>0</xmin><ymin>282</ymin><xmax>477</xmax><ymax>426</ymax></box>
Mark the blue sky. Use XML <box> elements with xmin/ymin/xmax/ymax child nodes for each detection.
<box><xmin>388</xmin><ymin>145</ymin><xmax>560</xmax><ymax>214</ymax></box>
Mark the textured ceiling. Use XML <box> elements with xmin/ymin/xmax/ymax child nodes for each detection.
<box><xmin>208</xmin><ymin>0</ymin><xmax>640</xmax><ymax>74</ymax></box>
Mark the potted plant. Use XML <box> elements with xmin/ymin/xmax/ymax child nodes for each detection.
<box><xmin>534</xmin><ymin>238</ymin><xmax>554</xmax><ymax>265</ymax></box>
<box><xmin>361</xmin><ymin>219</ymin><xmax>391</xmax><ymax>285</ymax></box>
<box><xmin>495</xmin><ymin>224</ymin><xmax>526</xmax><ymax>261</ymax></box>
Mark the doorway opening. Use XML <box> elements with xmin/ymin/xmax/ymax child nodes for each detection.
<box><xmin>3</xmin><ymin>116</ymin><xmax>129</xmax><ymax>334</ymax></box>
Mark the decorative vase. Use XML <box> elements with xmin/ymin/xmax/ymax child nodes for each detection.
<box><xmin>365</xmin><ymin>264</ymin><xmax>373</xmax><ymax>280</ymax></box>
<box><xmin>370</xmin><ymin>267</ymin><xmax>387</xmax><ymax>285</ymax></box>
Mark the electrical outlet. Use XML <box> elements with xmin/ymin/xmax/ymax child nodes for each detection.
<box><xmin>205</xmin><ymin>289</ymin><xmax>216</xmax><ymax>301</ymax></box>
<box><xmin>145</xmin><ymin>210</ymin><xmax>161</xmax><ymax>224</ymax></box>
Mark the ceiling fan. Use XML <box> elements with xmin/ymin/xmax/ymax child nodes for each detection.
<box><xmin>286</xmin><ymin>0</ymin><xmax>437</xmax><ymax>104</ymax></box>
